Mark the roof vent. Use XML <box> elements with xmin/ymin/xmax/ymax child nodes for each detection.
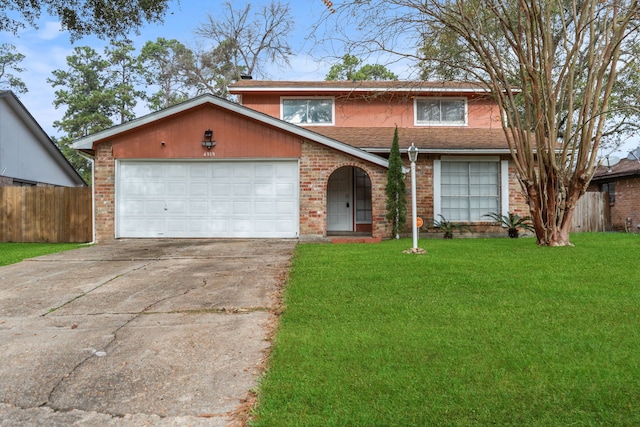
<box><xmin>240</xmin><ymin>75</ymin><xmax>253</xmax><ymax>80</ymax></box>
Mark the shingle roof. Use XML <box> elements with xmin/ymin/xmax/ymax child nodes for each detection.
<box><xmin>592</xmin><ymin>158</ymin><xmax>640</xmax><ymax>181</ymax></box>
<box><xmin>229</xmin><ymin>80</ymin><xmax>491</xmax><ymax>93</ymax></box>
<box><xmin>305</xmin><ymin>126</ymin><xmax>510</xmax><ymax>152</ymax></box>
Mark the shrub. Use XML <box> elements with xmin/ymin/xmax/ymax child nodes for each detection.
<box><xmin>484</xmin><ymin>211</ymin><xmax>534</xmax><ymax>238</ymax></box>
<box><xmin>432</xmin><ymin>214</ymin><xmax>471</xmax><ymax>239</ymax></box>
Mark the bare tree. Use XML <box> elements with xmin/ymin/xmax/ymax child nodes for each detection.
<box><xmin>322</xmin><ymin>0</ymin><xmax>640</xmax><ymax>246</ymax></box>
<box><xmin>192</xmin><ymin>0</ymin><xmax>294</xmax><ymax>97</ymax></box>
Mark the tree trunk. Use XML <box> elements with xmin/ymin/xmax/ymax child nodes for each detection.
<box><xmin>525</xmin><ymin>176</ymin><xmax>580</xmax><ymax>247</ymax></box>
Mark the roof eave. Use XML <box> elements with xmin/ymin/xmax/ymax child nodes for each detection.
<box><xmin>71</xmin><ymin>94</ymin><xmax>390</xmax><ymax>170</ymax></box>
<box><xmin>1</xmin><ymin>91</ymin><xmax>86</xmax><ymax>186</ymax></box>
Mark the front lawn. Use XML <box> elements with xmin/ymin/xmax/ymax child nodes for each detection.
<box><xmin>0</xmin><ymin>242</ymin><xmax>84</xmax><ymax>266</ymax></box>
<box><xmin>252</xmin><ymin>233</ymin><xmax>640</xmax><ymax>426</ymax></box>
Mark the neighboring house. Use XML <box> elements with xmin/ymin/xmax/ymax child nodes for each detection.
<box><xmin>589</xmin><ymin>157</ymin><xmax>640</xmax><ymax>231</ymax></box>
<box><xmin>0</xmin><ymin>91</ymin><xmax>85</xmax><ymax>187</ymax></box>
<box><xmin>72</xmin><ymin>81</ymin><xmax>529</xmax><ymax>243</ymax></box>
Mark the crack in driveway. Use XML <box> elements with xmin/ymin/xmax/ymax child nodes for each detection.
<box><xmin>0</xmin><ymin>239</ymin><xmax>295</xmax><ymax>425</ymax></box>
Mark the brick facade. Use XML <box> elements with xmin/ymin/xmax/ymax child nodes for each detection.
<box><xmin>408</xmin><ymin>156</ymin><xmax>530</xmax><ymax>235</ymax></box>
<box><xmin>610</xmin><ymin>176</ymin><xmax>640</xmax><ymax>230</ymax></box>
<box><xmin>92</xmin><ymin>139</ymin><xmax>392</xmax><ymax>242</ymax></box>
<box><xmin>94</xmin><ymin>142</ymin><xmax>116</xmax><ymax>242</ymax></box>
<box><xmin>300</xmin><ymin>140</ymin><xmax>390</xmax><ymax>239</ymax></box>
<box><xmin>589</xmin><ymin>176</ymin><xmax>640</xmax><ymax>231</ymax></box>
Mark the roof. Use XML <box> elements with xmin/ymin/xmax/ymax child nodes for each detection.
<box><xmin>71</xmin><ymin>94</ymin><xmax>392</xmax><ymax>170</ymax></box>
<box><xmin>229</xmin><ymin>80</ymin><xmax>492</xmax><ymax>94</ymax></box>
<box><xmin>592</xmin><ymin>158</ymin><xmax>640</xmax><ymax>181</ymax></box>
<box><xmin>309</xmin><ymin>126</ymin><xmax>510</xmax><ymax>153</ymax></box>
<box><xmin>0</xmin><ymin>91</ymin><xmax>86</xmax><ymax>186</ymax></box>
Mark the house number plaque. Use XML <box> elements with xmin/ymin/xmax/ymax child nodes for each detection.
<box><xmin>203</xmin><ymin>151</ymin><xmax>216</xmax><ymax>157</ymax></box>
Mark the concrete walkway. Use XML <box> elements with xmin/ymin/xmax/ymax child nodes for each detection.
<box><xmin>0</xmin><ymin>239</ymin><xmax>296</xmax><ymax>426</ymax></box>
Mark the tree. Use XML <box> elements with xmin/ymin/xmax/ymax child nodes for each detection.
<box><xmin>0</xmin><ymin>43</ymin><xmax>27</xmax><ymax>94</ymax></box>
<box><xmin>322</xmin><ymin>0</ymin><xmax>640</xmax><ymax>246</ymax></box>
<box><xmin>48</xmin><ymin>46</ymin><xmax>115</xmax><ymax>184</ymax></box>
<box><xmin>1</xmin><ymin>0</ymin><xmax>171</xmax><ymax>41</ymax></box>
<box><xmin>326</xmin><ymin>54</ymin><xmax>398</xmax><ymax>81</ymax></box>
<box><xmin>104</xmin><ymin>39</ymin><xmax>146</xmax><ymax>124</ymax></box>
<box><xmin>385</xmin><ymin>126</ymin><xmax>407</xmax><ymax>239</ymax></box>
<box><xmin>139</xmin><ymin>38</ymin><xmax>194</xmax><ymax>111</ymax></box>
<box><xmin>193</xmin><ymin>1</ymin><xmax>294</xmax><ymax>97</ymax></box>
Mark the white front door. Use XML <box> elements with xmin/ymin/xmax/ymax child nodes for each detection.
<box><xmin>116</xmin><ymin>160</ymin><xmax>299</xmax><ymax>238</ymax></box>
<box><xmin>327</xmin><ymin>167</ymin><xmax>353</xmax><ymax>231</ymax></box>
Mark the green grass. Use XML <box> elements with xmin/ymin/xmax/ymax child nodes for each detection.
<box><xmin>252</xmin><ymin>233</ymin><xmax>640</xmax><ymax>426</ymax></box>
<box><xmin>0</xmin><ymin>242</ymin><xmax>84</xmax><ymax>266</ymax></box>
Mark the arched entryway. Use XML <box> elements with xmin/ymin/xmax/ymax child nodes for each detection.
<box><xmin>327</xmin><ymin>166</ymin><xmax>373</xmax><ymax>234</ymax></box>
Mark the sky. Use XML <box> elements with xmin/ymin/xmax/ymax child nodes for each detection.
<box><xmin>1</xmin><ymin>1</ymin><xmax>637</xmax><ymax>157</ymax></box>
<box><xmin>1</xmin><ymin>1</ymin><xmax>381</xmax><ymax>137</ymax></box>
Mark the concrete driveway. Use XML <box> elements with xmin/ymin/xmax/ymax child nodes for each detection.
<box><xmin>0</xmin><ymin>239</ymin><xmax>296</xmax><ymax>426</ymax></box>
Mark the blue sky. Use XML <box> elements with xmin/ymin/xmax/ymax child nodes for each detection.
<box><xmin>1</xmin><ymin>1</ymin><xmax>395</xmax><ymax>137</ymax></box>
<box><xmin>1</xmin><ymin>1</ymin><xmax>636</xmax><ymax>156</ymax></box>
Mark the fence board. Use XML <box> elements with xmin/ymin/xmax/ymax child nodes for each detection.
<box><xmin>572</xmin><ymin>192</ymin><xmax>607</xmax><ymax>232</ymax></box>
<box><xmin>0</xmin><ymin>187</ymin><xmax>92</xmax><ymax>243</ymax></box>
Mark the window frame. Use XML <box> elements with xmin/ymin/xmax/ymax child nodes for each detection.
<box><xmin>414</xmin><ymin>97</ymin><xmax>468</xmax><ymax>126</ymax></box>
<box><xmin>433</xmin><ymin>157</ymin><xmax>509</xmax><ymax>223</ymax></box>
<box><xmin>280</xmin><ymin>96</ymin><xmax>335</xmax><ymax>126</ymax></box>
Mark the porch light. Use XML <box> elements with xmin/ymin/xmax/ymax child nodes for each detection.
<box><xmin>202</xmin><ymin>129</ymin><xmax>216</xmax><ymax>150</ymax></box>
<box><xmin>408</xmin><ymin>143</ymin><xmax>419</xmax><ymax>163</ymax></box>
<box><xmin>408</xmin><ymin>143</ymin><xmax>420</xmax><ymax>250</ymax></box>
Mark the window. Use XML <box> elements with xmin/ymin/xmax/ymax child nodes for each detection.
<box><xmin>415</xmin><ymin>98</ymin><xmax>466</xmax><ymax>125</ymax></box>
<box><xmin>282</xmin><ymin>98</ymin><xmax>334</xmax><ymax>125</ymax></box>
<box><xmin>355</xmin><ymin>168</ymin><xmax>372</xmax><ymax>223</ymax></box>
<box><xmin>435</xmin><ymin>158</ymin><xmax>508</xmax><ymax>222</ymax></box>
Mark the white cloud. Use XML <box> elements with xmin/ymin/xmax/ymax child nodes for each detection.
<box><xmin>39</xmin><ymin>21</ymin><xmax>62</xmax><ymax>40</ymax></box>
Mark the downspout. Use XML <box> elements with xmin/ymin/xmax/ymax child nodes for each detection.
<box><xmin>77</xmin><ymin>152</ymin><xmax>96</xmax><ymax>245</ymax></box>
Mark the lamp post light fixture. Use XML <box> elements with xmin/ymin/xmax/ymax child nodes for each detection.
<box><xmin>408</xmin><ymin>143</ymin><xmax>419</xmax><ymax>250</ymax></box>
<box><xmin>202</xmin><ymin>129</ymin><xmax>216</xmax><ymax>150</ymax></box>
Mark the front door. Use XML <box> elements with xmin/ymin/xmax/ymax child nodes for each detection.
<box><xmin>327</xmin><ymin>167</ymin><xmax>353</xmax><ymax>231</ymax></box>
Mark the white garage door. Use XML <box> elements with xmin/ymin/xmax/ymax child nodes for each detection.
<box><xmin>116</xmin><ymin>160</ymin><xmax>299</xmax><ymax>238</ymax></box>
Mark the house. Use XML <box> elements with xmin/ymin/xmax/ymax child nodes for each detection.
<box><xmin>0</xmin><ymin>91</ymin><xmax>85</xmax><ymax>187</ymax></box>
<box><xmin>229</xmin><ymin>80</ymin><xmax>528</xmax><ymax>234</ymax></box>
<box><xmin>588</xmin><ymin>156</ymin><xmax>640</xmax><ymax>232</ymax></box>
<box><xmin>71</xmin><ymin>81</ymin><xmax>529</xmax><ymax>243</ymax></box>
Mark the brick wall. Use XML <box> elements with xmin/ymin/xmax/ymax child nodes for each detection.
<box><xmin>300</xmin><ymin>140</ymin><xmax>390</xmax><ymax>238</ymax></box>
<box><xmin>609</xmin><ymin>176</ymin><xmax>640</xmax><ymax>230</ymax></box>
<box><xmin>94</xmin><ymin>142</ymin><xmax>116</xmax><ymax>242</ymax></box>
<box><xmin>92</xmin><ymin>139</ymin><xmax>530</xmax><ymax>241</ymax></box>
<box><xmin>408</xmin><ymin>157</ymin><xmax>530</xmax><ymax>235</ymax></box>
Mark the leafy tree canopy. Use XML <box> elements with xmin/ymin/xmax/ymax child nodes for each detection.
<box><xmin>326</xmin><ymin>54</ymin><xmax>398</xmax><ymax>81</ymax></box>
<box><xmin>0</xmin><ymin>43</ymin><xmax>27</xmax><ymax>93</ymax></box>
<box><xmin>1</xmin><ymin>0</ymin><xmax>172</xmax><ymax>41</ymax></box>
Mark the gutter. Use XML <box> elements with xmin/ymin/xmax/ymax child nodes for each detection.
<box><xmin>364</xmin><ymin>148</ymin><xmax>513</xmax><ymax>155</ymax></box>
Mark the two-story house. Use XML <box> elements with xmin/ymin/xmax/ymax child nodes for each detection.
<box><xmin>72</xmin><ymin>80</ymin><xmax>528</xmax><ymax>243</ymax></box>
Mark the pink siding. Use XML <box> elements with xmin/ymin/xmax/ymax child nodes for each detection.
<box><xmin>239</xmin><ymin>93</ymin><xmax>501</xmax><ymax>129</ymax></box>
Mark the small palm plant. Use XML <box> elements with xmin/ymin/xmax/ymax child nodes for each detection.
<box><xmin>484</xmin><ymin>212</ymin><xmax>534</xmax><ymax>238</ymax></box>
<box><xmin>432</xmin><ymin>215</ymin><xmax>471</xmax><ymax>239</ymax></box>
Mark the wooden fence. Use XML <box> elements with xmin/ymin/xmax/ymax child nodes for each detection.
<box><xmin>571</xmin><ymin>191</ymin><xmax>609</xmax><ymax>232</ymax></box>
<box><xmin>0</xmin><ymin>186</ymin><xmax>92</xmax><ymax>243</ymax></box>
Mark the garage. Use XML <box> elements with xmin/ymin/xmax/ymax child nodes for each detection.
<box><xmin>116</xmin><ymin>160</ymin><xmax>299</xmax><ymax>238</ymax></box>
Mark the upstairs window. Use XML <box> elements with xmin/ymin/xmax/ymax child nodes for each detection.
<box><xmin>282</xmin><ymin>98</ymin><xmax>334</xmax><ymax>125</ymax></box>
<box><xmin>415</xmin><ymin>98</ymin><xmax>467</xmax><ymax>126</ymax></box>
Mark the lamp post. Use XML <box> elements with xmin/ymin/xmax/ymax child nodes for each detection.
<box><xmin>407</xmin><ymin>143</ymin><xmax>419</xmax><ymax>250</ymax></box>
